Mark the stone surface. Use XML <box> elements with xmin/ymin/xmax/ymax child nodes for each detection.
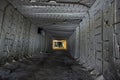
<box><xmin>0</xmin><ymin>51</ymin><xmax>93</xmax><ymax>80</ymax></box>
<box><xmin>67</xmin><ymin>0</ymin><xmax>120</xmax><ymax>79</ymax></box>
<box><xmin>0</xmin><ymin>0</ymin><xmax>51</xmax><ymax>65</ymax></box>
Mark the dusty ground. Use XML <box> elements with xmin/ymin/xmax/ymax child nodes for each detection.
<box><xmin>0</xmin><ymin>51</ymin><xmax>94</xmax><ymax>80</ymax></box>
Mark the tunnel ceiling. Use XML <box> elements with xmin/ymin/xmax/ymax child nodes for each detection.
<box><xmin>8</xmin><ymin>0</ymin><xmax>96</xmax><ymax>39</ymax></box>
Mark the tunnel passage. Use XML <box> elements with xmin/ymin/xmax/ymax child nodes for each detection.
<box><xmin>0</xmin><ymin>0</ymin><xmax>120</xmax><ymax>80</ymax></box>
<box><xmin>57</xmin><ymin>42</ymin><xmax>63</xmax><ymax>47</ymax></box>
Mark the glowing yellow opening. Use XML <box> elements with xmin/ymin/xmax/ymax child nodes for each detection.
<box><xmin>53</xmin><ymin>40</ymin><xmax>67</xmax><ymax>50</ymax></box>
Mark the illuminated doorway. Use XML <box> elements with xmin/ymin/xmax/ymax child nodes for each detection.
<box><xmin>53</xmin><ymin>40</ymin><xmax>67</xmax><ymax>50</ymax></box>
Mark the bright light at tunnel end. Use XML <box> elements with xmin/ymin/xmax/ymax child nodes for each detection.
<box><xmin>53</xmin><ymin>40</ymin><xmax>67</xmax><ymax>50</ymax></box>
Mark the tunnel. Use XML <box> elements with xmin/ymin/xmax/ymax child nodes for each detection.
<box><xmin>0</xmin><ymin>0</ymin><xmax>120</xmax><ymax>80</ymax></box>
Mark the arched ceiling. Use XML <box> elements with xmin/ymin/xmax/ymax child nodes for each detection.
<box><xmin>8</xmin><ymin>0</ymin><xmax>96</xmax><ymax>39</ymax></box>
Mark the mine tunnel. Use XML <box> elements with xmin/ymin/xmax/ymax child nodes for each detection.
<box><xmin>0</xmin><ymin>0</ymin><xmax>120</xmax><ymax>80</ymax></box>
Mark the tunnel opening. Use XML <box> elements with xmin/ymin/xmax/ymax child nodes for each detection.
<box><xmin>53</xmin><ymin>40</ymin><xmax>67</xmax><ymax>50</ymax></box>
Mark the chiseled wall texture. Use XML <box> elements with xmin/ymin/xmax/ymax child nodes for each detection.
<box><xmin>68</xmin><ymin>31</ymin><xmax>76</xmax><ymax>57</ymax></box>
<box><xmin>68</xmin><ymin>26</ymin><xmax>80</xmax><ymax>59</ymax></box>
<box><xmin>78</xmin><ymin>0</ymin><xmax>120</xmax><ymax>79</ymax></box>
<box><xmin>0</xmin><ymin>0</ymin><xmax>51</xmax><ymax>65</ymax></box>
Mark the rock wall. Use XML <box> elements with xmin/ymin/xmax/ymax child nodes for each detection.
<box><xmin>68</xmin><ymin>0</ymin><xmax>120</xmax><ymax>79</ymax></box>
<box><xmin>0</xmin><ymin>0</ymin><xmax>51</xmax><ymax>65</ymax></box>
<box><xmin>68</xmin><ymin>26</ymin><xmax>80</xmax><ymax>58</ymax></box>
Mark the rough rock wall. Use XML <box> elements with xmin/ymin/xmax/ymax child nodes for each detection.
<box><xmin>68</xmin><ymin>31</ymin><xmax>76</xmax><ymax>57</ymax></box>
<box><xmin>79</xmin><ymin>0</ymin><xmax>120</xmax><ymax>79</ymax></box>
<box><xmin>68</xmin><ymin>0</ymin><xmax>120</xmax><ymax>79</ymax></box>
<box><xmin>0</xmin><ymin>0</ymin><xmax>51</xmax><ymax>65</ymax></box>
<box><xmin>68</xmin><ymin>26</ymin><xmax>80</xmax><ymax>58</ymax></box>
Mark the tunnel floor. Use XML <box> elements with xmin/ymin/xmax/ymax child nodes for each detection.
<box><xmin>0</xmin><ymin>51</ymin><xmax>93</xmax><ymax>80</ymax></box>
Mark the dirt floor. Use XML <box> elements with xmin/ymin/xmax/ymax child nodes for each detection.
<box><xmin>0</xmin><ymin>51</ymin><xmax>94</xmax><ymax>80</ymax></box>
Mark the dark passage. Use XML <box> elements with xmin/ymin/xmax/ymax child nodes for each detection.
<box><xmin>1</xmin><ymin>0</ymin><xmax>120</xmax><ymax>79</ymax></box>
<box><xmin>0</xmin><ymin>51</ymin><xmax>93</xmax><ymax>80</ymax></box>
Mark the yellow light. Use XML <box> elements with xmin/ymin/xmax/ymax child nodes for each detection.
<box><xmin>53</xmin><ymin>40</ymin><xmax>67</xmax><ymax>50</ymax></box>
